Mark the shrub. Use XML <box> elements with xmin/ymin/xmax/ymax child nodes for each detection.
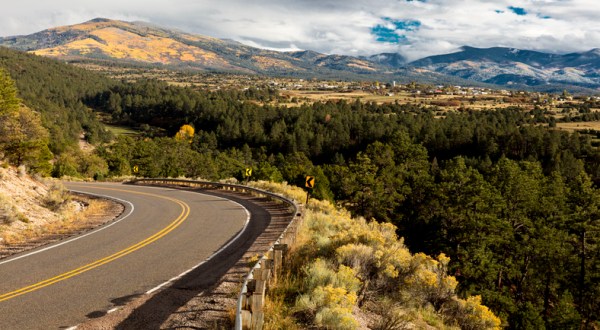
<box><xmin>297</xmin><ymin>285</ymin><xmax>358</xmax><ymax>330</ymax></box>
<box><xmin>17</xmin><ymin>165</ymin><xmax>26</xmax><ymax>177</ymax></box>
<box><xmin>44</xmin><ymin>181</ymin><xmax>70</xmax><ymax>211</ymax></box>
<box><xmin>302</xmin><ymin>259</ymin><xmax>361</xmax><ymax>294</ymax></box>
<box><xmin>0</xmin><ymin>193</ymin><xmax>27</xmax><ymax>224</ymax></box>
<box><xmin>52</xmin><ymin>152</ymin><xmax>79</xmax><ymax>178</ymax></box>
<box><xmin>369</xmin><ymin>299</ymin><xmax>411</xmax><ymax>330</ymax></box>
<box><xmin>315</xmin><ymin>306</ymin><xmax>358</xmax><ymax>330</ymax></box>
<box><xmin>443</xmin><ymin>295</ymin><xmax>502</xmax><ymax>330</ymax></box>
<box><xmin>401</xmin><ymin>253</ymin><xmax>457</xmax><ymax>309</ymax></box>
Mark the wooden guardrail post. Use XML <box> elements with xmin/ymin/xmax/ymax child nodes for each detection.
<box><xmin>273</xmin><ymin>244</ymin><xmax>287</xmax><ymax>276</ymax></box>
<box><xmin>250</xmin><ymin>266</ymin><xmax>270</xmax><ymax>330</ymax></box>
<box><xmin>263</xmin><ymin>259</ymin><xmax>274</xmax><ymax>284</ymax></box>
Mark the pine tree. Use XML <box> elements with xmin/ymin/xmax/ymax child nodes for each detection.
<box><xmin>0</xmin><ymin>68</ymin><xmax>20</xmax><ymax>115</ymax></box>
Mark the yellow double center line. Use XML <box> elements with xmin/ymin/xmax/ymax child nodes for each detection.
<box><xmin>0</xmin><ymin>187</ymin><xmax>190</xmax><ymax>302</ymax></box>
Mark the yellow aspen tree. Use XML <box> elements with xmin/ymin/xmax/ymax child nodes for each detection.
<box><xmin>174</xmin><ymin>124</ymin><xmax>195</xmax><ymax>143</ymax></box>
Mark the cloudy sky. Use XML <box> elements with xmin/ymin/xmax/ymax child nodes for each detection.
<box><xmin>1</xmin><ymin>0</ymin><xmax>599</xmax><ymax>60</ymax></box>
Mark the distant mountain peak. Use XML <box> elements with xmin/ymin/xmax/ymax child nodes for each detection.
<box><xmin>584</xmin><ymin>48</ymin><xmax>600</xmax><ymax>57</ymax></box>
<box><xmin>86</xmin><ymin>17</ymin><xmax>114</xmax><ymax>23</ymax></box>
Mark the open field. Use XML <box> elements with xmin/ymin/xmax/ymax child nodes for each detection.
<box><xmin>279</xmin><ymin>89</ymin><xmax>539</xmax><ymax>111</ymax></box>
<box><xmin>555</xmin><ymin>121</ymin><xmax>600</xmax><ymax>132</ymax></box>
<box><xmin>104</xmin><ymin>124</ymin><xmax>140</xmax><ymax>136</ymax></box>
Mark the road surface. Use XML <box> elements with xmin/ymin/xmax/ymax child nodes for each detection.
<box><xmin>0</xmin><ymin>182</ymin><xmax>258</xmax><ymax>329</ymax></box>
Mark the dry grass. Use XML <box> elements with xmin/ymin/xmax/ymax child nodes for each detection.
<box><xmin>281</xmin><ymin>90</ymin><xmax>412</xmax><ymax>106</ymax></box>
<box><xmin>279</xmin><ymin>90</ymin><xmax>535</xmax><ymax>112</ymax></box>
<box><xmin>0</xmin><ymin>193</ymin><xmax>28</xmax><ymax>225</ymax></box>
<box><xmin>555</xmin><ymin>121</ymin><xmax>600</xmax><ymax>132</ymax></box>
<box><xmin>0</xmin><ymin>194</ymin><xmax>122</xmax><ymax>253</ymax></box>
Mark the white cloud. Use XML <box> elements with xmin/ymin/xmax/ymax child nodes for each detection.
<box><xmin>0</xmin><ymin>0</ymin><xmax>598</xmax><ymax>60</ymax></box>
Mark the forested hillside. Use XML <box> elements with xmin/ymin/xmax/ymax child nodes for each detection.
<box><xmin>0</xmin><ymin>47</ymin><xmax>598</xmax><ymax>328</ymax></box>
<box><xmin>0</xmin><ymin>67</ymin><xmax>52</xmax><ymax>174</ymax></box>
<box><xmin>0</xmin><ymin>47</ymin><xmax>113</xmax><ymax>153</ymax></box>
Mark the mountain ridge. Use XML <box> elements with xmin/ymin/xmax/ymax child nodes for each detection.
<box><xmin>407</xmin><ymin>46</ymin><xmax>600</xmax><ymax>90</ymax></box>
<box><xmin>1</xmin><ymin>18</ymin><xmax>599</xmax><ymax>92</ymax></box>
<box><xmin>0</xmin><ymin>18</ymin><xmax>385</xmax><ymax>76</ymax></box>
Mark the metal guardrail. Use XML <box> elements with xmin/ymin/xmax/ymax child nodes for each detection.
<box><xmin>128</xmin><ymin>178</ymin><xmax>302</xmax><ymax>330</ymax></box>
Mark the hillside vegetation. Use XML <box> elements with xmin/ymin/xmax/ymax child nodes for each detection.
<box><xmin>1</xmin><ymin>48</ymin><xmax>600</xmax><ymax>328</ymax></box>
<box><xmin>0</xmin><ymin>18</ymin><xmax>382</xmax><ymax>77</ymax></box>
<box><xmin>0</xmin><ymin>47</ymin><xmax>113</xmax><ymax>154</ymax></box>
<box><xmin>251</xmin><ymin>181</ymin><xmax>500</xmax><ymax>329</ymax></box>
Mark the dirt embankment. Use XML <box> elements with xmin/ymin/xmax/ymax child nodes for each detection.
<box><xmin>0</xmin><ymin>166</ymin><xmax>123</xmax><ymax>259</ymax></box>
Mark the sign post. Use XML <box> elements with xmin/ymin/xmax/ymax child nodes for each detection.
<box><xmin>305</xmin><ymin>175</ymin><xmax>315</xmax><ymax>204</ymax></box>
<box><xmin>133</xmin><ymin>165</ymin><xmax>139</xmax><ymax>176</ymax></box>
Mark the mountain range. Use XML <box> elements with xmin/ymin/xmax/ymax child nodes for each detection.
<box><xmin>1</xmin><ymin>18</ymin><xmax>599</xmax><ymax>93</ymax></box>
<box><xmin>410</xmin><ymin>46</ymin><xmax>600</xmax><ymax>91</ymax></box>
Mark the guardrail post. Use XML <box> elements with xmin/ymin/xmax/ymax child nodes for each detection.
<box><xmin>263</xmin><ymin>259</ymin><xmax>274</xmax><ymax>284</ymax></box>
<box><xmin>273</xmin><ymin>244</ymin><xmax>287</xmax><ymax>276</ymax></box>
<box><xmin>250</xmin><ymin>267</ymin><xmax>269</xmax><ymax>330</ymax></box>
<box><xmin>273</xmin><ymin>253</ymin><xmax>282</xmax><ymax>282</ymax></box>
<box><xmin>250</xmin><ymin>292</ymin><xmax>264</xmax><ymax>329</ymax></box>
<box><xmin>241</xmin><ymin>310</ymin><xmax>252</xmax><ymax>330</ymax></box>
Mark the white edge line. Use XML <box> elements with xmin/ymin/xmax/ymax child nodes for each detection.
<box><xmin>146</xmin><ymin>199</ymin><xmax>251</xmax><ymax>295</ymax></box>
<box><xmin>0</xmin><ymin>190</ymin><xmax>135</xmax><ymax>266</ymax></box>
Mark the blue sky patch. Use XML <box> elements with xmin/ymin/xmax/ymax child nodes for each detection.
<box><xmin>371</xmin><ymin>18</ymin><xmax>420</xmax><ymax>44</ymax></box>
<box><xmin>508</xmin><ymin>6</ymin><xmax>527</xmax><ymax>16</ymax></box>
<box><xmin>495</xmin><ymin>10</ymin><xmax>504</xmax><ymax>14</ymax></box>
<box><xmin>371</xmin><ymin>25</ymin><xmax>407</xmax><ymax>43</ymax></box>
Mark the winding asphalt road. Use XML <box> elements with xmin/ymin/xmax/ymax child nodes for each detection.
<box><xmin>0</xmin><ymin>182</ymin><xmax>255</xmax><ymax>329</ymax></box>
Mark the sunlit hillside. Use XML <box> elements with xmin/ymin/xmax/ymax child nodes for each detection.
<box><xmin>1</xmin><ymin>18</ymin><xmax>386</xmax><ymax>77</ymax></box>
<box><xmin>35</xmin><ymin>27</ymin><xmax>226</xmax><ymax>66</ymax></box>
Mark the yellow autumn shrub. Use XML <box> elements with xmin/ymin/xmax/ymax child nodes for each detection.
<box><xmin>297</xmin><ymin>285</ymin><xmax>359</xmax><ymax>330</ymax></box>
<box><xmin>444</xmin><ymin>295</ymin><xmax>502</xmax><ymax>330</ymax></box>
<box><xmin>315</xmin><ymin>306</ymin><xmax>359</xmax><ymax>330</ymax></box>
<box><xmin>303</xmin><ymin>258</ymin><xmax>361</xmax><ymax>293</ymax></box>
<box><xmin>249</xmin><ymin>181</ymin><xmax>500</xmax><ymax>330</ymax></box>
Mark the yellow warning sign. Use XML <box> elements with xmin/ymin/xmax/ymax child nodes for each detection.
<box><xmin>305</xmin><ymin>176</ymin><xmax>315</xmax><ymax>189</ymax></box>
